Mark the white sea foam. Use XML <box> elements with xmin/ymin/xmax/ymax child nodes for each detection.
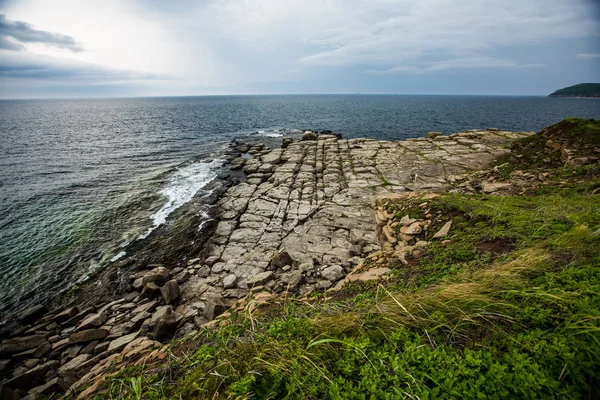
<box><xmin>139</xmin><ymin>159</ymin><xmax>222</xmax><ymax>240</ymax></box>
<box><xmin>110</xmin><ymin>251</ymin><xmax>126</xmax><ymax>262</ymax></box>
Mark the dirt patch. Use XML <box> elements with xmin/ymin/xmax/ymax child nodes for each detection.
<box><xmin>476</xmin><ymin>237</ymin><xmax>516</xmax><ymax>257</ymax></box>
<box><xmin>171</xmin><ymin>339</ymin><xmax>202</xmax><ymax>357</ymax></box>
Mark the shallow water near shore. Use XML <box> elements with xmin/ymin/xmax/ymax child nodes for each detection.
<box><xmin>0</xmin><ymin>94</ymin><xmax>599</xmax><ymax>322</ymax></box>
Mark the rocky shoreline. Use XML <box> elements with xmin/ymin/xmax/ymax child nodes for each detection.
<box><xmin>0</xmin><ymin>127</ymin><xmax>535</xmax><ymax>399</ymax></box>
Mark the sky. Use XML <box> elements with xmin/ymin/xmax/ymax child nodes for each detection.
<box><xmin>0</xmin><ymin>0</ymin><xmax>599</xmax><ymax>98</ymax></box>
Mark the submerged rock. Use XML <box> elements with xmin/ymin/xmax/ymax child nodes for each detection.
<box><xmin>18</xmin><ymin>305</ymin><xmax>48</xmax><ymax>324</ymax></box>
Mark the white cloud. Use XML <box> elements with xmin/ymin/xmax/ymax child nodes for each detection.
<box><xmin>0</xmin><ymin>0</ymin><xmax>598</xmax><ymax>96</ymax></box>
<box><xmin>367</xmin><ymin>57</ymin><xmax>545</xmax><ymax>74</ymax></box>
<box><xmin>576</xmin><ymin>53</ymin><xmax>600</xmax><ymax>59</ymax></box>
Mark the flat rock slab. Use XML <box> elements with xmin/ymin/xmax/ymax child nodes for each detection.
<box><xmin>179</xmin><ymin>130</ymin><xmax>532</xmax><ymax>304</ymax></box>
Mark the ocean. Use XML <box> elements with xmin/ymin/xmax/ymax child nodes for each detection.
<box><xmin>1</xmin><ymin>94</ymin><xmax>599</xmax><ymax>321</ymax></box>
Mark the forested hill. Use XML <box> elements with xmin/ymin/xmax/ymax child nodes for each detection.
<box><xmin>549</xmin><ymin>83</ymin><xmax>600</xmax><ymax>98</ymax></box>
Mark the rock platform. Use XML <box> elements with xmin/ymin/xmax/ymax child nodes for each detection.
<box><xmin>0</xmin><ymin>128</ymin><xmax>533</xmax><ymax>398</ymax></box>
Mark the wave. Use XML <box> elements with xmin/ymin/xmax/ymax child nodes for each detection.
<box><xmin>248</xmin><ymin>128</ymin><xmax>302</xmax><ymax>138</ymax></box>
<box><xmin>139</xmin><ymin>159</ymin><xmax>223</xmax><ymax>240</ymax></box>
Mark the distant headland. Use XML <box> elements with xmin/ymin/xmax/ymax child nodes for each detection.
<box><xmin>548</xmin><ymin>83</ymin><xmax>600</xmax><ymax>98</ymax></box>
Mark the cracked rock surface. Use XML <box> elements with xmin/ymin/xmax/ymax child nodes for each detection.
<box><xmin>183</xmin><ymin>129</ymin><xmax>533</xmax><ymax>302</ymax></box>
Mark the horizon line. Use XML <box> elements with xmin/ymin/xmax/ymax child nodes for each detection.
<box><xmin>0</xmin><ymin>93</ymin><xmax>557</xmax><ymax>101</ymax></box>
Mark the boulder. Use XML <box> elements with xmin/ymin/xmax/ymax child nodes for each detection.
<box><xmin>0</xmin><ymin>335</ymin><xmax>47</xmax><ymax>356</ymax></box>
<box><xmin>151</xmin><ymin>306</ymin><xmax>172</xmax><ymax>324</ymax></box>
<box><xmin>197</xmin><ymin>265</ymin><xmax>211</xmax><ymax>277</ymax></box>
<box><xmin>204</xmin><ymin>256</ymin><xmax>219</xmax><ymax>267</ymax></box>
<box><xmin>59</xmin><ymin>353</ymin><xmax>91</xmax><ymax>376</ymax></box>
<box><xmin>270</xmin><ymin>250</ymin><xmax>293</xmax><ymax>269</ymax></box>
<box><xmin>400</xmin><ymin>222</ymin><xmax>422</xmax><ymax>235</ymax></box>
<box><xmin>132</xmin><ymin>300</ymin><xmax>158</xmax><ymax>315</ymax></box>
<box><xmin>160</xmin><ymin>280</ymin><xmax>180</xmax><ymax>305</ymax></box>
<box><xmin>204</xmin><ymin>298</ymin><xmax>230</xmax><ymax>321</ymax></box>
<box><xmin>142</xmin><ymin>267</ymin><xmax>170</xmax><ymax>286</ymax></box>
<box><xmin>175</xmin><ymin>270</ymin><xmax>191</xmax><ymax>284</ymax></box>
<box><xmin>282</xmin><ymin>138</ymin><xmax>294</xmax><ymax>148</ymax></box>
<box><xmin>248</xmin><ymin>271</ymin><xmax>274</xmax><ymax>286</ymax></box>
<box><xmin>132</xmin><ymin>277</ymin><xmax>144</xmax><ymax>290</ymax></box>
<box><xmin>316</xmin><ymin>280</ymin><xmax>333</xmax><ymax>290</ymax></box>
<box><xmin>63</xmin><ymin>306</ymin><xmax>94</xmax><ymax>327</ymax></box>
<box><xmin>0</xmin><ymin>358</ymin><xmax>12</xmax><ymax>375</ymax></box>
<box><xmin>426</xmin><ymin>131</ymin><xmax>443</xmax><ymax>139</ymax></box>
<box><xmin>433</xmin><ymin>221</ymin><xmax>453</xmax><ymax>239</ymax></box>
<box><xmin>107</xmin><ymin>331</ymin><xmax>139</xmax><ymax>354</ymax></box>
<box><xmin>30</xmin><ymin>377</ymin><xmax>65</xmax><ymax>395</ymax></box>
<box><xmin>321</xmin><ymin>265</ymin><xmax>344</xmax><ymax>282</ymax></box>
<box><xmin>18</xmin><ymin>305</ymin><xmax>48</xmax><ymax>324</ymax></box>
<box><xmin>229</xmin><ymin>157</ymin><xmax>246</xmax><ymax>170</ymax></box>
<box><xmin>68</xmin><ymin>329</ymin><xmax>108</xmax><ymax>344</ymax></box>
<box><xmin>153</xmin><ymin>312</ymin><xmax>179</xmax><ymax>342</ymax></box>
<box><xmin>76</xmin><ymin>313</ymin><xmax>107</xmax><ymax>331</ymax></box>
<box><xmin>12</xmin><ymin>342</ymin><xmax>51</xmax><ymax>362</ymax></box>
<box><xmin>281</xmin><ymin>270</ymin><xmax>304</xmax><ymax>289</ymax></box>
<box><xmin>3</xmin><ymin>360</ymin><xmax>59</xmax><ymax>390</ymax></box>
<box><xmin>223</xmin><ymin>274</ymin><xmax>237</xmax><ymax>289</ymax></box>
<box><xmin>301</xmin><ymin>131</ymin><xmax>318</xmax><ymax>141</ymax></box>
<box><xmin>141</xmin><ymin>282</ymin><xmax>161</xmax><ymax>297</ymax></box>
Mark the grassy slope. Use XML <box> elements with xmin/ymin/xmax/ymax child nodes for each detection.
<box><xmin>102</xmin><ymin>119</ymin><xmax>600</xmax><ymax>400</ymax></box>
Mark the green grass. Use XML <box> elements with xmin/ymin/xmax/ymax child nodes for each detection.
<box><xmin>98</xmin><ymin>187</ymin><xmax>600</xmax><ymax>400</ymax></box>
<box><xmin>98</xmin><ymin>119</ymin><xmax>600</xmax><ymax>399</ymax></box>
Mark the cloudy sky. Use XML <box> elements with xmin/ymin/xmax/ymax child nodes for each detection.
<box><xmin>0</xmin><ymin>0</ymin><xmax>599</xmax><ymax>98</ymax></box>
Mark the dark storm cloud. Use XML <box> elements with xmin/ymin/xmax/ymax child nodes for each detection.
<box><xmin>0</xmin><ymin>14</ymin><xmax>83</xmax><ymax>51</ymax></box>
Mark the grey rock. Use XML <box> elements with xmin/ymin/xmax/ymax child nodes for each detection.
<box><xmin>60</xmin><ymin>344</ymin><xmax>81</xmax><ymax>361</ymax></box>
<box><xmin>51</xmin><ymin>306</ymin><xmax>79</xmax><ymax>323</ymax></box>
<box><xmin>18</xmin><ymin>305</ymin><xmax>48</xmax><ymax>324</ymax></box>
<box><xmin>107</xmin><ymin>331</ymin><xmax>139</xmax><ymax>354</ymax></box>
<box><xmin>301</xmin><ymin>131</ymin><xmax>318</xmax><ymax>141</ymax></box>
<box><xmin>248</xmin><ymin>271</ymin><xmax>274</xmax><ymax>286</ymax></box>
<box><xmin>0</xmin><ymin>335</ymin><xmax>47</xmax><ymax>356</ymax></box>
<box><xmin>223</xmin><ymin>274</ymin><xmax>237</xmax><ymax>289</ymax></box>
<box><xmin>68</xmin><ymin>329</ymin><xmax>108</xmax><ymax>344</ymax></box>
<box><xmin>426</xmin><ymin>131</ymin><xmax>443</xmax><ymax>139</ymax></box>
<box><xmin>175</xmin><ymin>270</ymin><xmax>191</xmax><ymax>284</ymax></box>
<box><xmin>197</xmin><ymin>265</ymin><xmax>211</xmax><ymax>277</ymax></box>
<box><xmin>0</xmin><ymin>358</ymin><xmax>12</xmax><ymax>376</ymax></box>
<box><xmin>141</xmin><ymin>282</ymin><xmax>160</xmax><ymax>297</ymax></box>
<box><xmin>281</xmin><ymin>270</ymin><xmax>304</xmax><ymax>289</ymax></box>
<box><xmin>12</xmin><ymin>342</ymin><xmax>51</xmax><ymax>362</ymax></box>
<box><xmin>132</xmin><ymin>300</ymin><xmax>158</xmax><ymax>315</ymax></box>
<box><xmin>142</xmin><ymin>266</ymin><xmax>170</xmax><ymax>286</ymax></box>
<box><xmin>270</xmin><ymin>250</ymin><xmax>293</xmax><ymax>269</ymax></box>
<box><xmin>204</xmin><ymin>298</ymin><xmax>229</xmax><ymax>321</ymax></box>
<box><xmin>132</xmin><ymin>277</ymin><xmax>144</xmax><ymax>290</ymax></box>
<box><xmin>93</xmin><ymin>341</ymin><xmax>109</xmax><ymax>356</ymax></box>
<box><xmin>76</xmin><ymin>312</ymin><xmax>107</xmax><ymax>331</ymax></box>
<box><xmin>160</xmin><ymin>280</ymin><xmax>181</xmax><ymax>305</ymax></box>
<box><xmin>433</xmin><ymin>221</ymin><xmax>453</xmax><ymax>239</ymax></box>
<box><xmin>204</xmin><ymin>256</ymin><xmax>220</xmax><ymax>267</ymax></box>
<box><xmin>321</xmin><ymin>265</ymin><xmax>344</xmax><ymax>282</ymax></box>
<box><xmin>349</xmin><ymin>244</ymin><xmax>363</xmax><ymax>257</ymax></box>
<box><xmin>23</xmin><ymin>358</ymin><xmax>39</xmax><ymax>369</ymax></box>
<box><xmin>30</xmin><ymin>377</ymin><xmax>65</xmax><ymax>395</ymax></box>
<box><xmin>81</xmin><ymin>340</ymin><xmax>99</xmax><ymax>355</ymax></box>
<box><xmin>230</xmin><ymin>157</ymin><xmax>246</xmax><ymax>170</ymax></box>
<box><xmin>151</xmin><ymin>306</ymin><xmax>172</xmax><ymax>324</ymax></box>
<box><xmin>316</xmin><ymin>280</ymin><xmax>333</xmax><ymax>290</ymax></box>
<box><xmin>3</xmin><ymin>360</ymin><xmax>59</xmax><ymax>390</ymax></box>
<box><xmin>153</xmin><ymin>311</ymin><xmax>180</xmax><ymax>342</ymax></box>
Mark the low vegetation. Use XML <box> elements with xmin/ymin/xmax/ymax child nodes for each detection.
<box><xmin>100</xmin><ymin>119</ymin><xmax>600</xmax><ymax>399</ymax></box>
